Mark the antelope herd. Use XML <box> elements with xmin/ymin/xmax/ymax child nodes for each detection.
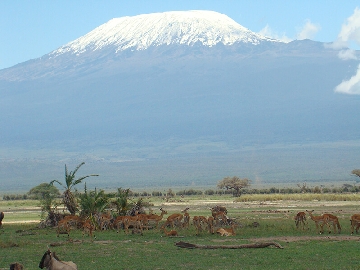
<box><xmin>3</xmin><ymin>206</ymin><xmax>360</xmax><ymax>269</ymax></box>
<box><xmin>53</xmin><ymin>205</ymin><xmax>353</xmax><ymax>239</ymax></box>
<box><xmin>50</xmin><ymin>205</ymin><xmax>233</xmax><ymax>240</ymax></box>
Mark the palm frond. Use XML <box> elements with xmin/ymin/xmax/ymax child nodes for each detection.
<box><xmin>73</xmin><ymin>162</ymin><xmax>85</xmax><ymax>175</ymax></box>
<box><xmin>49</xmin><ymin>180</ymin><xmax>64</xmax><ymax>188</ymax></box>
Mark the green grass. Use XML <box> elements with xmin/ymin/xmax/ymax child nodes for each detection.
<box><xmin>1</xmin><ymin>223</ymin><xmax>359</xmax><ymax>270</ymax></box>
<box><xmin>1</xmin><ymin>198</ymin><xmax>360</xmax><ymax>269</ymax></box>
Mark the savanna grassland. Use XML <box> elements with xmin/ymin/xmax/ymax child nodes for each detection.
<box><xmin>1</xmin><ymin>195</ymin><xmax>360</xmax><ymax>270</ymax></box>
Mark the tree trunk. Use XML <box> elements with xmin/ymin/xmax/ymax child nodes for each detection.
<box><xmin>175</xmin><ymin>241</ymin><xmax>284</xmax><ymax>249</ymax></box>
<box><xmin>63</xmin><ymin>190</ymin><xmax>77</xmax><ymax>215</ymax></box>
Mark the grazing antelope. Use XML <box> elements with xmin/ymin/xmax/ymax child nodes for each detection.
<box><xmin>294</xmin><ymin>211</ymin><xmax>308</xmax><ymax>230</ymax></box>
<box><xmin>306</xmin><ymin>210</ymin><xmax>331</xmax><ymax>234</ymax></box>
<box><xmin>350</xmin><ymin>214</ymin><xmax>360</xmax><ymax>234</ymax></box>
<box><xmin>323</xmin><ymin>213</ymin><xmax>341</xmax><ymax>234</ymax></box>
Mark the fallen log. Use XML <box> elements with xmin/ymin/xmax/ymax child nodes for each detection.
<box><xmin>175</xmin><ymin>241</ymin><xmax>284</xmax><ymax>249</ymax></box>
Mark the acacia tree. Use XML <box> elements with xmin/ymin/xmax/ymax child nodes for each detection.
<box><xmin>352</xmin><ymin>169</ymin><xmax>360</xmax><ymax>181</ymax></box>
<box><xmin>217</xmin><ymin>176</ymin><xmax>250</xmax><ymax>197</ymax></box>
<box><xmin>50</xmin><ymin>162</ymin><xmax>99</xmax><ymax>215</ymax></box>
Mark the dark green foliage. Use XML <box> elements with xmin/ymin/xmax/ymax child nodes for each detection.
<box><xmin>78</xmin><ymin>184</ymin><xmax>109</xmax><ymax>217</ymax></box>
<box><xmin>176</xmin><ymin>189</ymin><xmax>203</xmax><ymax>196</ymax></box>
<box><xmin>27</xmin><ymin>183</ymin><xmax>60</xmax><ymax>200</ymax></box>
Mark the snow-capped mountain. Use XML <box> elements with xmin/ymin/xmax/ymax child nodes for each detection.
<box><xmin>51</xmin><ymin>10</ymin><xmax>279</xmax><ymax>57</ymax></box>
<box><xmin>0</xmin><ymin>10</ymin><xmax>359</xmax><ymax>191</ymax></box>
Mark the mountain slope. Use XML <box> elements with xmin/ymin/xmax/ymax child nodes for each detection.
<box><xmin>0</xmin><ymin>10</ymin><xmax>359</xmax><ymax>190</ymax></box>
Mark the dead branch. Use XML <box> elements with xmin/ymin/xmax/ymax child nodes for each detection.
<box><xmin>175</xmin><ymin>241</ymin><xmax>284</xmax><ymax>249</ymax></box>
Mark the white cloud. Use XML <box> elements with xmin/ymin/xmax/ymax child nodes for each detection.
<box><xmin>338</xmin><ymin>49</ymin><xmax>358</xmax><ymax>60</ymax></box>
<box><xmin>329</xmin><ymin>7</ymin><xmax>360</xmax><ymax>49</ymax></box>
<box><xmin>258</xmin><ymin>24</ymin><xmax>292</xmax><ymax>43</ymax></box>
<box><xmin>296</xmin><ymin>20</ymin><xmax>321</xmax><ymax>40</ymax></box>
<box><xmin>334</xmin><ymin>64</ymin><xmax>360</xmax><ymax>95</ymax></box>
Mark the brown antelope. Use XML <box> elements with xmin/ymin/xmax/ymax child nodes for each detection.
<box><xmin>294</xmin><ymin>211</ymin><xmax>307</xmax><ymax>230</ymax></box>
<box><xmin>181</xmin><ymin>207</ymin><xmax>190</xmax><ymax>229</ymax></box>
<box><xmin>192</xmin><ymin>216</ymin><xmax>208</xmax><ymax>235</ymax></box>
<box><xmin>135</xmin><ymin>212</ymin><xmax>149</xmax><ymax>231</ymax></box>
<box><xmin>62</xmin><ymin>215</ymin><xmax>83</xmax><ymax>229</ymax></box>
<box><xmin>161</xmin><ymin>226</ymin><xmax>178</xmax><ymax>237</ymax></box>
<box><xmin>323</xmin><ymin>213</ymin><xmax>341</xmax><ymax>234</ymax></box>
<box><xmin>146</xmin><ymin>208</ymin><xmax>168</xmax><ymax>229</ymax></box>
<box><xmin>56</xmin><ymin>219</ymin><xmax>71</xmax><ymax>238</ymax></box>
<box><xmin>211</xmin><ymin>208</ymin><xmax>228</xmax><ymax>226</ymax></box>
<box><xmin>113</xmin><ymin>216</ymin><xmax>126</xmax><ymax>232</ymax></box>
<box><xmin>82</xmin><ymin>218</ymin><xmax>96</xmax><ymax>239</ymax></box>
<box><xmin>216</xmin><ymin>222</ymin><xmax>237</xmax><ymax>236</ymax></box>
<box><xmin>207</xmin><ymin>216</ymin><xmax>215</xmax><ymax>234</ymax></box>
<box><xmin>123</xmin><ymin>215</ymin><xmax>142</xmax><ymax>234</ymax></box>
<box><xmin>306</xmin><ymin>210</ymin><xmax>331</xmax><ymax>234</ymax></box>
<box><xmin>165</xmin><ymin>212</ymin><xmax>183</xmax><ymax>228</ymax></box>
<box><xmin>350</xmin><ymin>214</ymin><xmax>360</xmax><ymax>234</ymax></box>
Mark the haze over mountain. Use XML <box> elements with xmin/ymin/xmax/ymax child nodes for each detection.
<box><xmin>1</xmin><ymin>10</ymin><xmax>359</xmax><ymax>192</ymax></box>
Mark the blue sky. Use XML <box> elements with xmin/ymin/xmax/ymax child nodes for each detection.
<box><xmin>1</xmin><ymin>0</ymin><xmax>360</xmax><ymax>70</ymax></box>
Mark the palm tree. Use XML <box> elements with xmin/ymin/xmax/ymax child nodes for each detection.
<box><xmin>50</xmin><ymin>162</ymin><xmax>99</xmax><ymax>215</ymax></box>
<box><xmin>78</xmin><ymin>184</ymin><xmax>109</xmax><ymax>218</ymax></box>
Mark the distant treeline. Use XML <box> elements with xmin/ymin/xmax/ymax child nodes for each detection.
<box><xmin>3</xmin><ymin>184</ymin><xmax>360</xmax><ymax>201</ymax></box>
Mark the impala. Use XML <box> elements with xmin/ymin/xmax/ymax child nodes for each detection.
<box><xmin>123</xmin><ymin>215</ymin><xmax>142</xmax><ymax>234</ymax></box>
<box><xmin>216</xmin><ymin>222</ymin><xmax>237</xmax><ymax>236</ymax></box>
<box><xmin>294</xmin><ymin>211</ymin><xmax>307</xmax><ymax>230</ymax></box>
<box><xmin>82</xmin><ymin>218</ymin><xmax>96</xmax><ymax>239</ymax></box>
<box><xmin>57</xmin><ymin>219</ymin><xmax>71</xmax><ymax>238</ymax></box>
<box><xmin>146</xmin><ymin>208</ymin><xmax>168</xmax><ymax>229</ymax></box>
<box><xmin>207</xmin><ymin>216</ymin><xmax>215</xmax><ymax>234</ymax></box>
<box><xmin>306</xmin><ymin>210</ymin><xmax>331</xmax><ymax>234</ymax></box>
<box><xmin>192</xmin><ymin>216</ymin><xmax>208</xmax><ymax>235</ymax></box>
<box><xmin>165</xmin><ymin>212</ymin><xmax>183</xmax><ymax>228</ymax></box>
<box><xmin>181</xmin><ymin>207</ymin><xmax>190</xmax><ymax>229</ymax></box>
<box><xmin>210</xmin><ymin>208</ymin><xmax>228</xmax><ymax>226</ymax></box>
<box><xmin>161</xmin><ymin>226</ymin><xmax>178</xmax><ymax>236</ymax></box>
<box><xmin>323</xmin><ymin>213</ymin><xmax>341</xmax><ymax>234</ymax></box>
<box><xmin>113</xmin><ymin>216</ymin><xmax>126</xmax><ymax>233</ymax></box>
<box><xmin>350</xmin><ymin>214</ymin><xmax>360</xmax><ymax>234</ymax></box>
<box><xmin>62</xmin><ymin>215</ymin><xmax>83</xmax><ymax>229</ymax></box>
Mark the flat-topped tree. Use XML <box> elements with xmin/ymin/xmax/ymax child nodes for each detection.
<box><xmin>50</xmin><ymin>162</ymin><xmax>99</xmax><ymax>215</ymax></box>
<box><xmin>217</xmin><ymin>176</ymin><xmax>250</xmax><ymax>197</ymax></box>
<box><xmin>352</xmin><ymin>169</ymin><xmax>360</xmax><ymax>181</ymax></box>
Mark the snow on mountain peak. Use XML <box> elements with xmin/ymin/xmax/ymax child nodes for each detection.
<box><xmin>51</xmin><ymin>10</ymin><xmax>280</xmax><ymax>56</ymax></box>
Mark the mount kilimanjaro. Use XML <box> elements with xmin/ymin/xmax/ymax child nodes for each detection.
<box><xmin>0</xmin><ymin>10</ymin><xmax>359</xmax><ymax>191</ymax></box>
